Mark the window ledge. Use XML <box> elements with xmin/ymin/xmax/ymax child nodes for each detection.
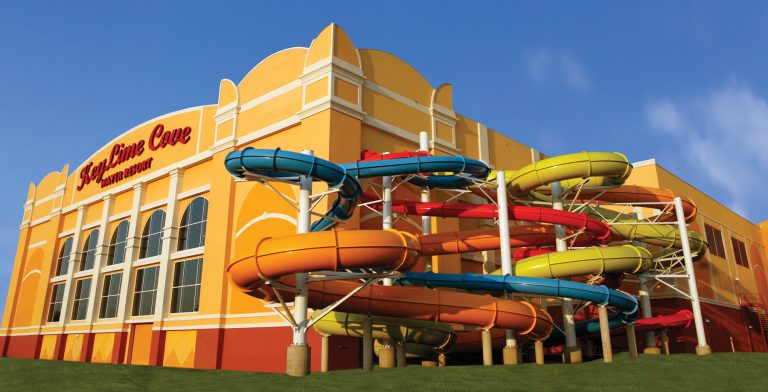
<box><xmin>49</xmin><ymin>275</ymin><xmax>67</xmax><ymax>283</ymax></box>
<box><xmin>171</xmin><ymin>247</ymin><xmax>205</xmax><ymax>260</ymax></box>
<box><xmin>73</xmin><ymin>270</ymin><xmax>93</xmax><ymax>279</ymax></box>
<box><xmin>133</xmin><ymin>256</ymin><xmax>162</xmax><ymax>268</ymax></box>
<box><xmin>101</xmin><ymin>264</ymin><xmax>124</xmax><ymax>273</ymax></box>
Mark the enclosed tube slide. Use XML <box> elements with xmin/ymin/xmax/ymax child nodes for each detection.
<box><xmin>313</xmin><ymin>311</ymin><xmax>456</xmax><ymax>353</ymax></box>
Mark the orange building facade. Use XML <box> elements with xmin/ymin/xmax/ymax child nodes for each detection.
<box><xmin>2</xmin><ymin>24</ymin><xmax>768</xmax><ymax>372</ymax></box>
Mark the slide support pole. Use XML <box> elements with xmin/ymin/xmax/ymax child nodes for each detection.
<box><xmin>496</xmin><ymin>171</ymin><xmax>520</xmax><ymax>365</ymax></box>
<box><xmin>363</xmin><ymin>317</ymin><xmax>373</xmax><ymax>371</ymax></box>
<box><xmin>481</xmin><ymin>329</ymin><xmax>493</xmax><ymax>366</ymax></box>
<box><xmin>639</xmin><ymin>278</ymin><xmax>660</xmax><ymax>354</ymax></box>
<box><xmin>321</xmin><ymin>335</ymin><xmax>329</xmax><ymax>372</ymax></box>
<box><xmin>419</xmin><ymin>131</ymin><xmax>432</xmax><ymax>271</ymax></box>
<box><xmin>396</xmin><ymin>342</ymin><xmax>407</xmax><ymax>367</ymax></box>
<box><xmin>551</xmin><ymin>181</ymin><xmax>581</xmax><ymax>363</ymax></box>
<box><xmin>286</xmin><ymin>149</ymin><xmax>313</xmax><ymax>377</ymax></box>
<box><xmin>626</xmin><ymin>324</ymin><xmax>638</xmax><ymax>358</ymax></box>
<box><xmin>675</xmin><ymin>197</ymin><xmax>711</xmax><ymax>355</ymax></box>
<box><xmin>377</xmin><ymin>174</ymin><xmax>396</xmax><ymax>368</ymax></box>
<box><xmin>598</xmin><ymin>305</ymin><xmax>613</xmax><ymax>363</ymax></box>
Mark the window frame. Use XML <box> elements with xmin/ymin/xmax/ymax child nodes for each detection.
<box><xmin>71</xmin><ymin>278</ymin><xmax>92</xmax><ymax>321</ymax></box>
<box><xmin>55</xmin><ymin>237</ymin><xmax>73</xmax><ymax>276</ymax></box>
<box><xmin>132</xmin><ymin>266</ymin><xmax>160</xmax><ymax>317</ymax></box>
<box><xmin>107</xmin><ymin>221</ymin><xmax>130</xmax><ymax>266</ymax></box>
<box><xmin>140</xmin><ymin>210</ymin><xmax>166</xmax><ymax>259</ymax></box>
<box><xmin>170</xmin><ymin>258</ymin><xmax>203</xmax><ymax>314</ymax></box>
<box><xmin>47</xmin><ymin>283</ymin><xmax>65</xmax><ymax>322</ymax></box>
<box><xmin>99</xmin><ymin>273</ymin><xmax>122</xmax><ymax>319</ymax></box>
<box><xmin>80</xmin><ymin>230</ymin><xmax>100</xmax><ymax>271</ymax></box>
<box><xmin>704</xmin><ymin>223</ymin><xmax>726</xmax><ymax>259</ymax></box>
<box><xmin>177</xmin><ymin>197</ymin><xmax>208</xmax><ymax>251</ymax></box>
<box><xmin>731</xmin><ymin>237</ymin><xmax>750</xmax><ymax>268</ymax></box>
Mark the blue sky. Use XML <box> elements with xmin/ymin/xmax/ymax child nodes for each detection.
<box><xmin>1</xmin><ymin>1</ymin><xmax>767</xmax><ymax>317</ymax></box>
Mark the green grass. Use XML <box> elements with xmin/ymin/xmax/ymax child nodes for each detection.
<box><xmin>2</xmin><ymin>353</ymin><xmax>768</xmax><ymax>392</ymax></box>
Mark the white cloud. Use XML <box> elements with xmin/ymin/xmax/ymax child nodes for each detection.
<box><xmin>646</xmin><ymin>100</ymin><xmax>686</xmax><ymax>134</ymax></box>
<box><xmin>646</xmin><ymin>83</ymin><xmax>768</xmax><ymax>219</ymax></box>
<box><xmin>524</xmin><ymin>49</ymin><xmax>590</xmax><ymax>91</ymax></box>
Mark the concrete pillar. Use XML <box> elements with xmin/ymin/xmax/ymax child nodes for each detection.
<box><xmin>584</xmin><ymin>339</ymin><xmax>595</xmax><ymax>358</ymax></box>
<box><xmin>362</xmin><ymin>317</ymin><xmax>373</xmax><ymax>371</ymax></box>
<box><xmin>286</xmin><ymin>344</ymin><xmax>310</xmax><ymax>376</ymax></box>
<box><xmin>598</xmin><ymin>306</ymin><xmax>613</xmax><ymax>363</ymax></box>
<box><xmin>639</xmin><ymin>278</ymin><xmax>660</xmax><ymax>354</ymax></box>
<box><xmin>481</xmin><ymin>329</ymin><xmax>493</xmax><ymax>366</ymax></box>
<box><xmin>321</xmin><ymin>335</ymin><xmax>329</xmax><ymax>373</ymax></box>
<box><xmin>660</xmin><ymin>330</ymin><xmax>670</xmax><ymax>355</ymax></box>
<box><xmin>535</xmin><ymin>341</ymin><xmax>545</xmax><ymax>365</ymax></box>
<box><xmin>627</xmin><ymin>324</ymin><xmax>638</xmax><ymax>358</ymax></box>
<box><xmin>396</xmin><ymin>342</ymin><xmax>407</xmax><ymax>367</ymax></box>
<box><xmin>438</xmin><ymin>353</ymin><xmax>447</xmax><ymax>366</ymax></box>
<box><xmin>378</xmin><ymin>343</ymin><xmax>396</xmax><ymax>368</ymax></box>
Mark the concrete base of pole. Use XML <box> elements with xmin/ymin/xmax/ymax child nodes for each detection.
<box><xmin>396</xmin><ymin>343</ymin><xmax>407</xmax><ymax>367</ymax></box>
<box><xmin>421</xmin><ymin>359</ymin><xmax>439</xmax><ymax>367</ymax></box>
<box><xmin>598</xmin><ymin>306</ymin><xmax>613</xmax><ymax>363</ymax></box>
<box><xmin>320</xmin><ymin>336</ymin><xmax>329</xmax><ymax>372</ymax></box>
<box><xmin>644</xmin><ymin>347</ymin><xmax>662</xmax><ymax>355</ymax></box>
<box><xmin>502</xmin><ymin>346</ymin><xmax>520</xmax><ymax>365</ymax></box>
<box><xmin>565</xmin><ymin>346</ymin><xmax>583</xmax><ymax>363</ymax></box>
<box><xmin>481</xmin><ymin>330</ymin><xmax>493</xmax><ymax>366</ymax></box>
<box><xmin>626</xmin><ymin>324</ymin><xmax>638</xmax><ymax>358</ymax></box>
<box><xmin>695</xmin><ymin>345</ymin><xmax>712</xmax><ymax>356</ymax></box>
<box><xmin>378</xmin><ymin>345</ymin><xmax>396</xmax><ymax>368</ymax></box>
<box><xmin>286</xmin><ymin>344</ymin><xmax>311</xmax><ymax>377</ymax></box>
<box><xmin>438</xmin><ymin>354</ymin><xmax>447</xmax><ymax>366</ymax></box>
<box><xmin>535</xmin><ymin>341</ymin><xmax>545</xmax><ymax>365</ymax></box>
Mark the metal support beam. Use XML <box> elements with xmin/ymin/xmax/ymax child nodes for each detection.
<box><xmin>419</xmin><ymin>131</ymin><xmax>432</xmax><ymax>271</ymax></box>
<box><xmin>639</xmin><ymin>278</ymin><xmax>660</xmax><ymax>354</ymax></box>
<box><xmin>496</xmin><ymin>171</ymin><xmax>520</xmax><ymax>364</ymax></box>
<box><xmin>552</xmin><ymin>181</ymin><xmax>581</xmax><ymax>363</ymax></box>
<box><xmin>675</xmin><ymin>197</ymin><xmax>711</xmax><ymax>355</ymax></box>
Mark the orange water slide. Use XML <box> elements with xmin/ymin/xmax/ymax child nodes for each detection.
<box><xmin>228</xmin><ymin>229</ymin><xmax>555</xmax><ymax>339</ymax></box>
<box><xmin>568</xmin><ymin>185</ymin><xmax>697</xmax><ymax>223</ymax></box>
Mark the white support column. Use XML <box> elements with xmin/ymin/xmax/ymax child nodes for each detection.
<box><xmin>84</xmin><ymin>196</ymin><xmax>115</xmax><ymax>324</ymax></box>
<box><xmin>382</xmin><ymin>174</ymin><xmax>394</xmax><ymax>286</ymax></box>
<box><xmin>638</xmin><ymin>277</ymin><xmax>660</xmax><ymax>354</ymax></box>
<box><xmin>419</xmin><ymin>131</ymin><xmax>432</xmax><ymax>271</ymax></box>
<box><xmin>675</xmin><ymin>197</ymin><xmax>711</xmax><ymax>355</ymax></box>
<box><xmin>60</xmin><ymin>205</ymin><xmax>87</xmax><ymax>324</ymax></box>
<box><xmin>496</xmin><ymin>171</ymin><xmax>519</xmax><ymax>364</ymax></box>
<box><xmin>116</xmin><ymin>183</ymin><xmax>145</xmax><ymax>322</ymax></box>
<box><xmin>551</xmin><ymin>181</ymin><xmax>581</xmax><ymax>363</ymax></box>
<box><xmin>153</xmin><ymin>169</ymin><xmax>184</xmax><ymax>322</ymax></box>
<box><xmin>287</xmin><ymin>149</ymin><xmax>313</xmax><ymax>376</ymax></box>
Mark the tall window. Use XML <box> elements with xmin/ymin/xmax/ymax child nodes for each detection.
<box><xmin>56</xmin><ymin>238</ymin><xmax>73</xmax><ymax>276</ymax></box>
<box><xmin>80</xmin><ymin>230</ymin><xmax>100</xmax><ymax>271</ymax></box>
<box><xmin>99</xmin><ymin>273</ymin><xmax>122</xmax><ymax>319</ymax></box>
<box><xmin>47</xmin><ymin>283</ymin><xmax>65</xmax><ymax>322</ymax></box>
<box><xmin>108</xmin><ymin>221</ymin><xmax>130</xmax><ymax>265</ymax></box>
<box><xmin>71</xmin><ymin>278</ymin><xmax>92</xmax><ymax>321</ymax></box>
<box><xmin>732</xmin><ymin>238</ymin><xmax>750</xmax><ymax>268</ymax></box>
<box><xmin>132</xmin><ymin>266</ymin><xmax>159</xmax><ymax>316</ymax></box>
<box><xmin>704</xmin><ymin>223</ymin><xmax>725</xmax><ymax>258</ymax></box>
<box><xmin>171</xmin><ymin>258</ymin><xmax>203</xmax><ymax>313</ymax></box>
<box><xmin>140</xmin><ymin>210</ymin><xmax>165</xmax><ymax>259</ymax></box>
<box><xmin>178</xmin><ymin>198</ymin><xmax>208</xmax><ymax>251</ymax></box>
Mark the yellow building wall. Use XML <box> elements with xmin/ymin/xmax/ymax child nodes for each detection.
<box><xmin>91</xmin><ymin>333</ymin><xmax>115</xmax><ymax>363</ymax></box>
<box><xmin>163</xmin><ymin>330</ymin><xmax>196</xmax><ymax>368</ymax></box>
<box><xmin>130</xmin><ymin>324</ymin><xmax>153</xmax><ymax>365</ymax></box>
<box><xmin>38</xmin><ymin>334</ymin><xmax>58</xmax><ymax>360</ymax></box>
<box><xmin>63</xmin><ymin>333</ymin><xmax>85</xmax><ymax>361</ymax></box>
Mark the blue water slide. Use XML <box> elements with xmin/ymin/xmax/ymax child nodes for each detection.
<box><xmin>224</xmin><ymin>148</ymin><xmax>362</xmax><ymax>232</ymax></box>
<box><xmin>341</xmin><ymin>155</ymin><xmax>490</xmax><ymax>188</ymax></box>
<box><xmin>397</xmin><ymin>272</ymin><xmax>639</xmax><ymax>315</ymax></box>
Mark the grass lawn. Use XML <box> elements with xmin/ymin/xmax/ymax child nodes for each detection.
<box><xmin>2</xmin><ymin>352</ymin><xmax>767</xmax><ymax>392</ymax></box>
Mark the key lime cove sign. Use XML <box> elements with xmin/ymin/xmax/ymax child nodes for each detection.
<box><xmin>76</xmin><ymin>124</ymin><xmax>192</xmax><ymax>191</ymax></box>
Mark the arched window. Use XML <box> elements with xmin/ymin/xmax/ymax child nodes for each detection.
<box><xmin>178</xmin><ymin>197</ymin><xmax>208</xmax><ymax>251</ymax></box>
<box><xmin>140</xmin><ymin>210</ymin><xmax>166</xmax><ymax>259</ymax></box>
<box><xmin>55</xmin><ymin>237</ymin><xmax>73</xmax><ymax>276</ymax></box>
<box><xmin>80</xmin><ymin>230</ymin><xmax>100</xmax><ymax>271</ymax></box>
<box><xmin>107</xmin><ymin>221</ymin><xmax>130</xmax><ymax>266</ymax></box>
